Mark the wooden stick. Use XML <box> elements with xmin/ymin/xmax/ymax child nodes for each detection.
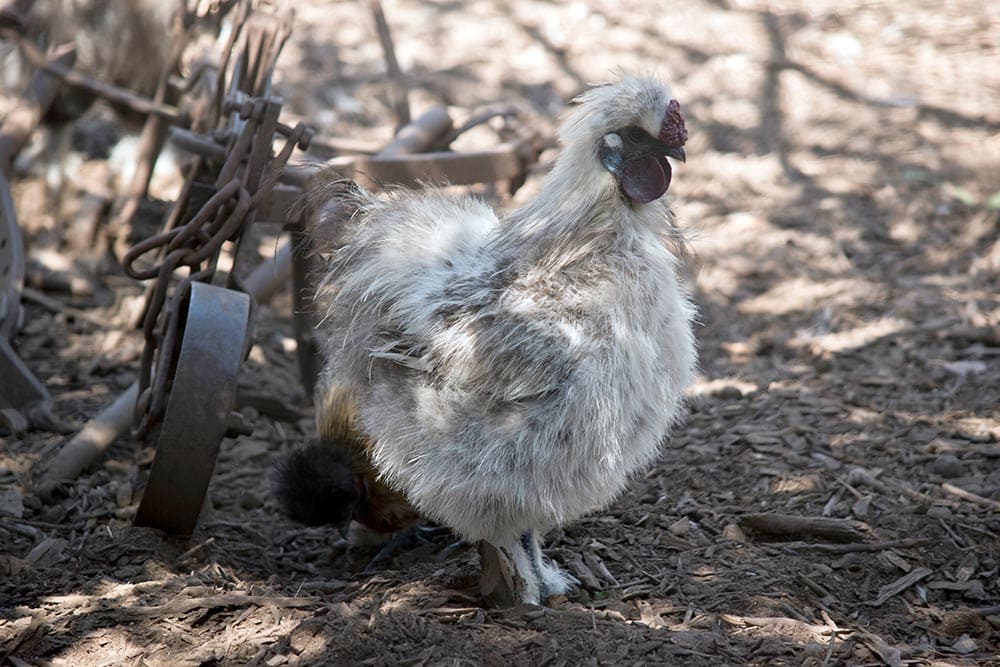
<box><xmin>868</xmin><ymin>567</ymin><xmax>931</xmax><ymax>607</ymax></box>
<box><xmin>739</xmin><ymin>513</ymin><xmax>870</xmax><ymax>542</ymax></box>
<box><xmin>847</xmin><ymin>467</ymin><xmax>936</xmax><ymax>504</ymax></box>
<box><xmin>942</xmin><ymin>483</ymin><xmax>1000</xmax><ymax>511</ymax></box>
<box><xmin>37</xmin><ymin>383</ymin><xmax>139</xmax><ymax>491</ymax></box>
<box><xmin>784</xmin><ymin>538</ymin><xmax>933</xmax><ymax>554</ymax></box>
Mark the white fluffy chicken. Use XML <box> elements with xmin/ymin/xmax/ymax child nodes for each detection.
<box><xmin>287</xmin><ymin>74</ymin><xmax>697</xmax><ymax>606</ymax></box>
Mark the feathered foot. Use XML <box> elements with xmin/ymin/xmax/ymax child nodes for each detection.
<box><xmin>521</xmin><ymin>530</ymin><xmax>577</xmax><ymax>599</ymax></box>
<box><xmin>479</xmin><ymin>530</ymin><xmax>576</xmax><ymax>607</ymax></box>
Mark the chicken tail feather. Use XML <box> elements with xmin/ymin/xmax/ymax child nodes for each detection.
<box><xmin>273</xmin><ymin>439</ymin><xmax>362</xmax><ymax>530</ymax></box>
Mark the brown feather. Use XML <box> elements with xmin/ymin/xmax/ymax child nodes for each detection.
<box><xmin>316</xmin><ymin>384</ymin><xmax>419</xmax><ymax>534</ymax></box>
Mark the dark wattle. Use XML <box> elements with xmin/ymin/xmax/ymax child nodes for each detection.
<box><xmin>620</xmin><ymin>154</ymin><xmax>672</xmax><ymax>204</ymax></box>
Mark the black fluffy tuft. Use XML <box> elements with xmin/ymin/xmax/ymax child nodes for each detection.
<box><xmin>274</xmin><ymin>439</ymin><xmax>362</xmax><ymax>528</ymax></box>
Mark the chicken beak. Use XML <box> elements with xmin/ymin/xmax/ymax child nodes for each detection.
<box><xmin>664</xmin><ymin>146</ymin><xmax>686</xmax><ymax>163</ymax></box>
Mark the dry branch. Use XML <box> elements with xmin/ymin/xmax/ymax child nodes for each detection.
<box><xmin>867</xmin><ymin>567</ymin><xmax>932</xmax><ymax>607</ymax></box>
<box><xmin>739</xmin><ymin>513</ymin><xmax>870</xmax><ymax>542</ymax></box>
<box><xmin>720</xmin><ymin>614</ymin><xmax>840</xmax><ymax>644</ymax></box>
<box><xmin>783</xmin><ymin>538</ymin><xmax>933</xmax><ymax>554</ymax></box>
<box><xmin>941</xmin><ymin>483</ymin><xmax>1000</xmax><ymax>511</ymax></box>
<box><xmin>847</xmin><ymin>468</ymin><xmax>936</xmax><ymax>505</ymax></box>
<box><xmin>36</xmin><ymin>383</ymin><xmax>139</xmax><ymax>492</ymax></box>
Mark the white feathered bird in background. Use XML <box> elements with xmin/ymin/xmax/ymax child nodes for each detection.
<box><xmin>282</xmin><ymin>74</ymin><xmax>697</xmax><ymax>606</ymax></box>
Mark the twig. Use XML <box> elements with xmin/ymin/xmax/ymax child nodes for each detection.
<box><xmin>783</xmin><ymin>538</ymin><xmax>934</xmax><ymax>554</ymax></box>
<box><xmin>176</xmin><ymin>537</ymin><xmax>216</xmax><ymax>561</ymax></box>
<box><xmin>847</xmin><ymin>468</ymin><xmax>936</xmax><ymax>504</ymax></box>
<box><xmin>794</xmin><ymin>572</ymin><xmax>832</xmax><ymax>597</ymax></box>
<box><xmin>779</xmin><ymin>603</ymin><xmax>814</xmax><ymax>624</ymax></box>
<box><xmin>936</xmin><ymin>516</ymin><xmax>967</xmax><ymax>549</ymax></box>
<box><xmin>867</xmin><ymin>567</ymin><xmax>932</xmax><ymax>607</ymax></box>
<box><xmin>941</xmin><ymin>483</ymin><xmax>1000</xmax><ymax>511</ymax></box>
<box><xmin>739</xmin><ymin>513</ymin><xmax>870</xmax><ymax>542</ymax></box>
<box><xmin>126</xmin><ymin>593</ymin><xmax>318</xmax><ymax>617</ymax></box>
<box><xmin>720</xmin><ymin>614</ymin><xmax>837</xmax><ymax>642</ymax></box>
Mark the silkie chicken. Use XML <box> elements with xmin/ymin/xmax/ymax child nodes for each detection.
<box><xmin>276</xmin><ymin>74</ymin><xmax>697</xmax><ymax>606</ymax></box>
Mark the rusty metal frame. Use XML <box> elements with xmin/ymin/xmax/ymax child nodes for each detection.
<box><xmin>285</xmin><ymin>139</ymin><xmax>539</xmax><ymax>193</ymax></box>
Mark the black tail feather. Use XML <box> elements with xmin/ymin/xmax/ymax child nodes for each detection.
<box><xmin>273</xmin><ymin>439</ymin><xmax>362</xmax><ymax>528</ymax></box>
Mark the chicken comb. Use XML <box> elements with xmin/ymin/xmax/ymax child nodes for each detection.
<box><xmin>659</xmin><ymin>99</ymin><xmax>688</xmax><ymax>147</ymax></box>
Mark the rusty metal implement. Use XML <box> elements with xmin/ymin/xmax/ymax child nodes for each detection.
<box><xmin>133</xmin><ymin>281</ymin><xmax>251</xmax><ymax>535</ymax></box>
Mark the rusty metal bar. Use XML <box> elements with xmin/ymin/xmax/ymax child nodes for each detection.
<box><xmin>109</xmin><ymin>9</ymin><xmax>193</xmax><ymax>241</ymax></box>
<box><xmin>240</xmin><ymin>239</ymin><xmax>293</xmax><ymax>303</ymax></box>
<box><xmin>378</xmin><ymin>106</ymin><xmax>451</xmax><ymax>156</ymax></box>
<box><xmin>38</xmin><ymin>383</ymin><xmax>139</xmax><ymax>489</ymax></box>
<box><xmin>282</xmin><ymin>140</ymin><xmax>535</xmax><ymax>191</ymax></box>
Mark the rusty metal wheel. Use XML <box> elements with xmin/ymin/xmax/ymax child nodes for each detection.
<box><xmin>134</xmin><ymin>281</ymin><xmax>252</xmax><ymax>535</ymax></box>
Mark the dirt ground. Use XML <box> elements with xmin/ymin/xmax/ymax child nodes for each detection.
<box><xmin>2</xmin><ymin>0</ymin><xmax>999</xmax><ymax>665</ymax></box>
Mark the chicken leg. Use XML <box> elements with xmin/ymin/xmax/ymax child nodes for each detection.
<box><xmin>478</xmin><ymin>531</ymin><xmax>575</xmax><ymax>606</ymax></box>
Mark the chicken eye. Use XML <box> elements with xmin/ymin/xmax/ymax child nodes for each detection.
<box><xmin>625</xmin><ymin>127</ymin><xmax>648</xmax><ymax>143</ymax></box>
